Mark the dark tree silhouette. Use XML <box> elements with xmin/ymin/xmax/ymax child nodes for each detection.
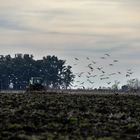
<box><xmin>0</xmin><ymin>54</ymin><xmax>74</xmax><ymax>90</ymax></box>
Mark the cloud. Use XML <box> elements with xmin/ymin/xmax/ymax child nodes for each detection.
<box><xmin>0</xmin><ymin>0</ymin><xmax>140</xmax><ymax>37</ymax></box>
<box><xmin>0</xmin><ymin>0</ymin><xmax>140</xmax><ymax>86</ymax></box>
<box><xmin>0</xmin><ymin>17</ymin><xmax>31</xmax><ymax>31</ymax></box>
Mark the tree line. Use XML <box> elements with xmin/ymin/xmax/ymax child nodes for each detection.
<box><xmin>0</xmin><ymin>54</ymin><xmax>75</xmax><ymax>90</ymax></box>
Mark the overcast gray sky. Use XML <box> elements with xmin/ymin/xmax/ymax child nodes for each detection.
<box><xmin>0</xmin><ymin>0</ymin><xmax>140</xmax><ymax>88</ymax></box>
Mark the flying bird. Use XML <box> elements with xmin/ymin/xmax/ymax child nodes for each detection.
<box><xmin>132</xmin><ymin>78</ymin><xmax>136</xmax><ymax>81</ymax></box>
<box><xmin>100</xmin><ymin>77</ymin><xmax>109</xmax><ymax>80</ymax></box>
<box><xmin>97</xmin><ymin>67</ymin><xmax>103</xmax><ymax>71</ymax></box>
<box><xmin>75</xmin><ymin>58</ymin><xmax>79</xmax><ymax>60</ymax></box>
<box><xmin>80</xmin><ymin>82</ymin><xmax>84</xmax><ymax>85</ymax></box>
<box><xmin>88</xmin><ymin>64</ymin><xmax>92</xmax><ymax>66</ymax></box>
<box><xmin>82</xmin><ymin>86</ymin><xmax>85</xmax><ymax>89</ymax></box>
<box><xmin>87</xmin><ymin>79</ymin><xmax>94</xmax><ymax>84</ymax></box>
<box><xmin>126</xmin><ymin>74</ymin><xmax>130</xmax><ymax>77</ymax></box>
<box><xmin>127</xmin><ymin>72</ymin><xmax>133</xmax><ymax>75</ymax></box>
<box><xmin>88</xmin><ymin>66</ymin><xmax>94</xmax><ymax>71</ymax></box>
<box><xmin>107</xmin><ymin>82</ymin><xmax>111</xmax><ymax>85</ymax></box>
<box><xmin>100</xmin><ymin>57</ymin><xmax>105</xmax><ymax>59</ymax></box>
<box><xmin>78</xmin><ymin>72</ymin><xmax>84</xmax><ymax>77</ymax></box>
<box><xmin>102</xmin><ymin>70</ymin><xmax>105</xmax><ymax>74</ymax></box>
<box><xmin>91</xmin><ymin>75</ymin><xmax>97</xmax><ymax>78</ymax></box>
<box><xmin>92</xmin><ymin>61</ymin><xmax>96</xmax><ymax>64</ymax></box>
<box><xmin>127</xmin><ymin>69</ymin><xmax>132</xmax><ymax>71</ymax></box>
<box><xmin>73</xmin><ymin>85</ymin><xmax>78</xmax><ymax>87</ymax></box>
<box><xmin>109</xmin><ymin>73</ymin><xmax>116</xmax><ymax>76</ymax></box>
<box><xmin>113</xmin><ymin>60</ymin><xmax>118</xmax><ymax>62</ymax></box>
<box><xmin>109</xmin><ymin>64</ymin><xmax>114</xmax><ymax>66</ymax></box>
<box><xmin>88</xmin><ymin>64</ymin><xmax>94</xmax><ymax>70</ymax></box>
<box><xmin>86</xmin><ymin>75</ymin><xmax>90</xmax><ymax>78</ymax></box>
<box><xmin>88</xmin><ymin>72</ymin><xmax>91</xmax><ymax>75</ymax></box>
<box><xmin>105</xmin><ymin>54</ymin><xmax>110</xmax><ymax>57</ymax></box>
<box><xmin>100</xmin><ymin>74</ymin><xmax>105</xmax><ymax>77</ymax></box>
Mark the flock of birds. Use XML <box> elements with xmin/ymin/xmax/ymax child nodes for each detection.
<box><xmin>71</xmin><ymin>53</ymin><xmax>134</xmax><ymax>89</ymax></box>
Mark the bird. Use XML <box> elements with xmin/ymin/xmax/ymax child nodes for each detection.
<box><xmin>113</xmin><ymin>60</ymin><xmax>118</xmax><ymax>62</ymax></box>
<box><xmin>74</xmin><ymin>72</ymin><xmax>79</xmax><ymax>75</ymax></box>
<box><xmin>89</xmin><ymin>67</ymin><xmax>94</xmax><ymax>71</ymax></box>
<box><xmin>132</xmin><ymin>79</ymin><xmax>136</xmax><ymax>81</ymax></box>
<box><xmin>101</xmin><ymin>70</ymin><xmax>105</xmax><ymax>74</ymax></box>
<box><xmin>92</xmin><ymin>61</ymin><xmax>96</xmax><ymax>64</ymax></box>
<box><xmin>80</xmin><ymin>82</ymin><xmax>84</xmax><ymax>85</ymax></box>
<box><xmin>75</xmin><ymin>58</ymin><xmax>79</xmax><ymax>60</ymax></box>
<box><xmin>80</xmin><ymin>72</ymin><xmax>84</xmax><ymax>75</ymax></box>
<box><xmin>127</xmin><ymin>72</ymin><xmax>133</xmax><ymax>75</ymax></box>
<box><xmin>109</xmin><ymin>73</ymin><xmax>116</xmax><ymax>76</ymax></box>
<box><xmin>100</xmin><ymin>74</ymin><xmax>105</xmax><ymax>77</ymax></box>
<box><xmin>87</xmin><ymin>79</ymin><xmax>94</xmax><ymax>84</ymax></box>
<box><xmin>90</xmin><ymin>68</ymin><xmax>94</xmax><ymax>72</ymax></box>
<box><xmin>88</xmin><ymin>64</ymin><xmax>92</xmax><ymax>67</ymax></box>
<box><xmin>86</xmin><ymin>57</ymin><xmax>90</xmax><ymax>60</ymax></box>
<box><xmin>91</xmin><ymin>75</ymin><xmax>97</xmax><ymax>78</ymax></box>
<box><xmin>109</xmin><ymin>64</ymin><xmax>114</xmax><ymax>66</ymax></box>
<box><xmin>100</xmin><ymin>78</ymin><xmax>104</xmax><ymax>80</ymax></box>
<box><xmin>105</xmin><ymin>54</ymin><xmax>110</xmax><ymax>57</ymax></box>
<box><xmin>107</xmin><ymin>82</ymin><xmax>111</xmax><ymax>85</ymax></box>
<box><xmin>97</xmin><ymin>67</ymin><xmax>103</xmax><ymax>71</ymax></box>
<box><xmin>88</xmin><ymin>65</ymin><xmax>94</xmax><ymax>71</ymax></box>
<box><xmin>126</xmin><ymin>74</ymin><xmax>130</xmax><ymax>77</ymax></box>
<box><xmin>127</xmin><ymin>69</ymin><xmax>132</xmax><ymax>71</ymax></box>
<box><xmin>86</xmin><ymin>75</ymin><xmax>90</xmax><ymax>78</ymax></box>
<box><xmin>90</xmin><ymin>81</ymin><xmax>94</xmax><ymax>84</ymax></box>
<box><xmin>73</xmin><ymin>85</ymin><xmax>78</xmax><ymax>87</ymax></box>
<box><xmin>100</xmin><ymin>77</ymin><xmax>109</xmax><ymax>80</ymax></box>
<box><xmin>106</xmin><ymin>77</ymin><xmax>109</xmax><ymax>79</ymax></box>
<box><xmin>81</xmin><ymin>86</ymin><xmax>85</xmax><ymax>89</ymax></box>
<box><xmin>118</xmin><ymin>72</ymin><xmax>121</xmax><ymax>74</ymax></box>
<box><xmin>78</xmin><ymin>72</ymin><xmax>84</xmax><ymax>77</ymax></box>
<box><xmin>100</xmin><ymin>57</ymin><xmax>105</xmax><ymax>59</ymax></box>
<box><xmin>88</xmin><ymin>72</ymin><xmax>91</xmax><ymax>75</ymax></box>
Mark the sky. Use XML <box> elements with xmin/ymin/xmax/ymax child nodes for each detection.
<box><xmin>0</xmin><ymin>0</ymin><xmax>140</xmax><ymax>88</ymax></box>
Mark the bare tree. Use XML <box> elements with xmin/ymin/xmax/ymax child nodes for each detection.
<box><xmin>112</xmin><ymin>80</ymin><xmax>120</xmax><ymax>91</ymax></box>
<box><xmin>127</xmin><ymin>78</ymin><xmax>140</xmax><ymax>90</ymax></box>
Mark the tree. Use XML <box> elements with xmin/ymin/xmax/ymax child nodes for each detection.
<box><xmin>0</xmin><ymin>54</ymin><xmax>74</xmax><ymax>90</ymax></box>
<box><xmin>127</xmin><ymin>78</ymin><xmax>140</xmax><ymax>90</ymax></box>
<box><xmin>42</xmin><ymin>55</ymin><xmax>74</xmax><ymax>89</ymax></box>
<box><xmin>62</xmin><ymin>66</ymin><xmax>75</xmax><ymax>89</ymax></box>
<box><xmin>111</xmin><ymin>80</ymin><xmax>120</xmax><ymax>91</ymax></box>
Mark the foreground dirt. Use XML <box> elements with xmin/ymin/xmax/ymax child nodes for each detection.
<box><xmin>0</xmin><ymin>92</ymin><xmax>140</xmax><ymax>140</ymax></box>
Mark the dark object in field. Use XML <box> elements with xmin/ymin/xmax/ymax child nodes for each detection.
<box><xmin>26</xmin><ymin>77</ymin><xmax>46</xmax><ymax>92</ymax></box>
<box><xmin>26</xmin><ymin>83</ymin><xmax>45</xmax><ymax>92</ymax></box>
